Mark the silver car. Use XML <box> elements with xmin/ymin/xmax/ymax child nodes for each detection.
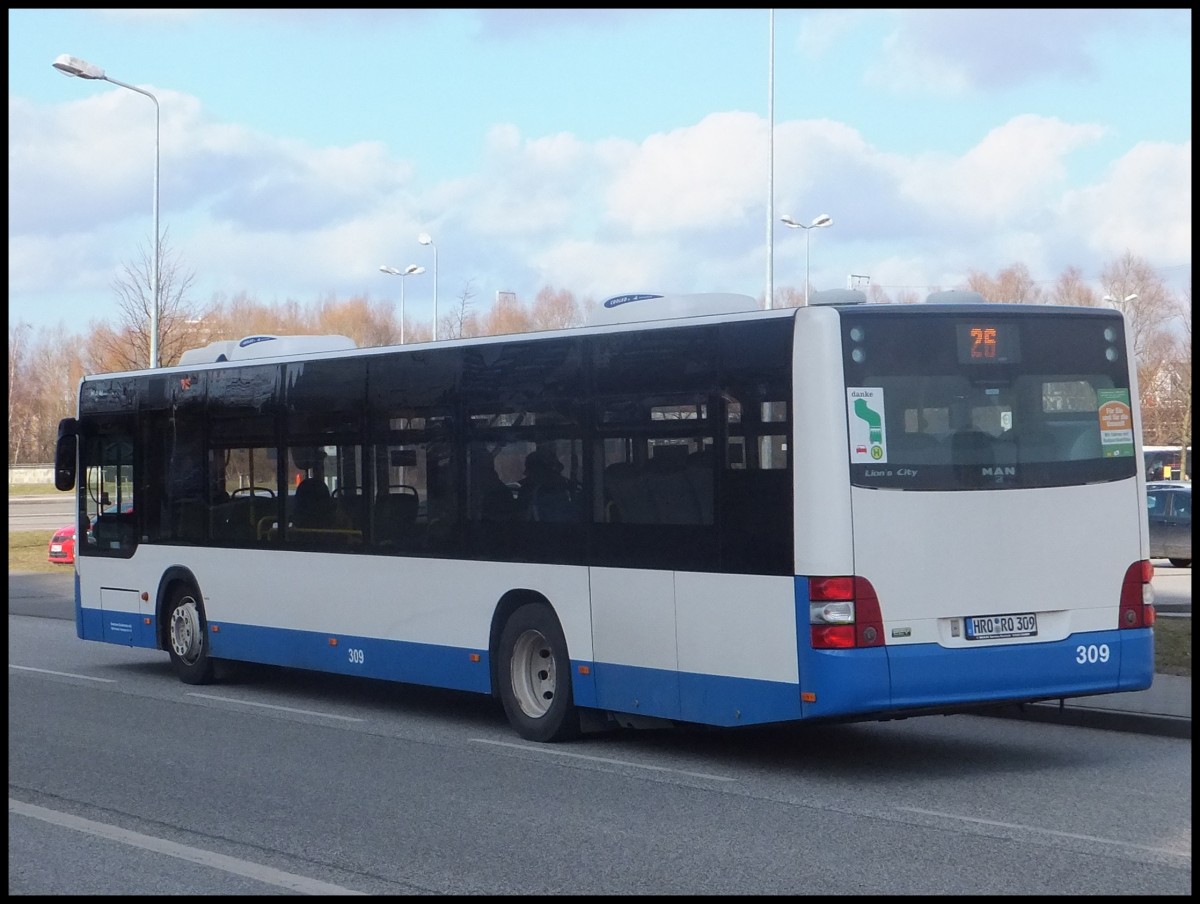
<box><xmin>1146</xmin><ymin>481</ymin><xmax>1191</xmax><ymax>567</ymax></box>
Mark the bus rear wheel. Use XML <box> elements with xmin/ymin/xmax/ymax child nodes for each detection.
<box><xmin>166</xmin><ymin>585</ymin><xmax>215</xmax><ymax>685</ymax></box>
<box><xmin>498</xmin><ymin>603</ymin><xmax>580</xmax><ymax>743</ymax></box>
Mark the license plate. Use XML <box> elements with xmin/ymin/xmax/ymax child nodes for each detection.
<box><xmin>965</xmin><ymin>612</ymin><xmax>1038</xmax><ymax>641</ymax></box>
<box><xmin>50</xmin><ymin>544</ymin><xmax>62</xmax><ymax>553</ymax></box>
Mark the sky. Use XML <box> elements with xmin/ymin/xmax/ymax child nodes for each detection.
<box><xmin>7</xmin><ymin>9</ymin><xmax>1193</xmax><ymax>337</ymax></box>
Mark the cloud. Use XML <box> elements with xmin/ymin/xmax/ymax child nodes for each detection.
<box><xmin>864</xmin><ymin>9</ymin><xmax>1161</xmax><ymax>95</ymax></box>
<box><xmin>1061</xmin><ymin>139</ymin><xmax>1193</xmax><ymax>263</ymax></box>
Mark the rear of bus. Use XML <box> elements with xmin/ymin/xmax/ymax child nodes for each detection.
<box><xmin>791</xmin><ymin>298</ymin><xmax>1154</xmax><ymax>720</ymax></box>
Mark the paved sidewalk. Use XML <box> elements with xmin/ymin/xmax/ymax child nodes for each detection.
<box><xmin>985</xmin><ymin>672</ymin><xmax>1191</xmax><ymax>739</ymax></box>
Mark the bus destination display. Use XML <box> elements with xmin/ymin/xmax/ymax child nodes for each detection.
<box><xmin>956</xmin><ymin>323</ymin><xmax>1020</xmax><ymax>364</ymax></box>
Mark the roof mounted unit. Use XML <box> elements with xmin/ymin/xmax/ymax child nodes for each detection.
<box><xmin>926</xmin><ymin>290</ymin><xmax>987</xmax><ymax>305</ymax></box>
<box><xmin>808</xmin><ymin>288</ymin><xmax>868</xmax><ymax>306</ymax></box>
<box><xmin>586</xmin><ymin>293</ymin><xmax>759</xmax><ymax>326</ymax></box>
<box><xmin>178</xmin><ymin>334</ymin><xmax>357</xmax><ymax>365</ymax></box>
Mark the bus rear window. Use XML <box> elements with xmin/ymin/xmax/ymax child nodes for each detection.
<box><xmin>841</xmin><ymin>310</ymin><xmax>1137</xmax><ymax>490</ymax></box>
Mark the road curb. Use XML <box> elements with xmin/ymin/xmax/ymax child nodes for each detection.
<box><xmin>981</xmin><ymin>701</ymin><xmax>1191</xmax><ymax>739</ymax></box>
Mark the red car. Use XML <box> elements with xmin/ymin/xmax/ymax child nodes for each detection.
<box><xmin>47</xmin><ymin>522</ymin><xmax>77</xmax><ymax>565</ymax></box>
<box><xmin>47</xmin><ymin>502</ymin><xmax>133</xmax><ymax>565</ymax></box>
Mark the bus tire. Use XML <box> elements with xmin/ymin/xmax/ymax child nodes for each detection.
<box><xmin>1168</xmin><ymin>558</ymin><xmax>1191</xmax><ymax>568</ymax></box>
<box><xmin>497</xmin><ymin>603</ymin><xmax>580</xmax><ymax>743</ymax></box>
<box><xmin>166</xmin><ymin>584</ymin><xmax>216</xmax><ymax>685</ymax></box>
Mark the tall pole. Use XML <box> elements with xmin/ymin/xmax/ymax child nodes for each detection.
<box><xmin>419</xmin><ymin>233</ymin><xmax>438</xmax><ymax>340</ymax></box>
<box><xmin>378</xmin><ymin>264</ymin><xmax>423</xmax><ymax>344</ymax></box>
<box><xmin>149</xmin><ymin>88</ymin><xmax>160</xmax><ymax>369</ymax></box>
<box><xmin>766</xmin><ymin>9</ymin><xmax>775</xmax><ymax>310</ymax></box>
<box><xmin>780</xmin><ymin>214</ymin><xmax>833</xmax><ymax>306</ymax></box>
<box><xmin>53</xmin><ymin>56</ymin><xmax>160</xmax><ymax>368</ymax></box>
<box><xmin>805</xmin><ymin>228</ymin><xmax>812</xmax><ymax>307</ymax></box>
<box><xmin>399</xmin><ymin>275</ymin><xmax>407</xmax><ymax>345</ymax></box>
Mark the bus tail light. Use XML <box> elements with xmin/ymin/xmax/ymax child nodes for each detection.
<box><xmin>1118</xmin><ymin>560</ymin><xmax>1155</xmax><ymax>629</ymax></box>
<box><xmin>809</xmin><ymin>576</ymin><xmax>885</xmax><ymax>649</ymax></box>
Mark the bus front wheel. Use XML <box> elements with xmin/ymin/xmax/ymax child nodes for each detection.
<box><xmin>497</xmin><ymin>603</ymin><xmax>580</xmax><ymax>743</ymax></box>
<box><xmin>166</xmin><ymin>585</ymin><xmax>215</xmax><ymax>685</ymax></box>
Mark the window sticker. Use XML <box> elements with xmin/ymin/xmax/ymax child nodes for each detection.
<box><xmin>847</xmin><ymin>388</ymin><xmax>887</xmax><ymax>463</ymax></box>
<box><xmin>1096</xmin><ymin>388</ymin><xmax>1134</xmax><ymax>458</ymax></box>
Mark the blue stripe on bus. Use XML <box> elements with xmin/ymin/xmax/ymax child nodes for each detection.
<box><xmin>207</xmin><ymin>621</ymin><xmax>493</xmax><ymax>694</ymax></box>
<box><xmin>796</xmin><ymin>628</ymin><xmax>1154</xmax><ymax>720</ymax></box>
<box><xmin>75</xmin><ymin>603</ymin><xmax>1153</xmax><ymax>728</ymax></box>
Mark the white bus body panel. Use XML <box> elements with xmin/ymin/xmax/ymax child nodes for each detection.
<box><xmin>850</xmin><ymin>482</ymin><xmax>1143</xmax><ymax>645</ymax></box>
<box><xmin>791</xmin><ymin>305</ymin><xmax>856</xmax><ymax>575</ymax></box>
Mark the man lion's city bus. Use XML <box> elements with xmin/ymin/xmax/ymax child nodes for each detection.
<box><xmin>54</xmin><ymin>290</ymin><xmax>1156</xmax><ymax>742</ymax></box>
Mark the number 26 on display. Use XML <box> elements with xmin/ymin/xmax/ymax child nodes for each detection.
<box><xmin>1075</xmin><ymin>643</ymin><xmax>1110</xmax><ymax>664</ymax></box>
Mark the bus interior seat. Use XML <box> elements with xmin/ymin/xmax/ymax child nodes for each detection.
<box><xmin>1066</xmin><ymin>430</ymin><xmax>1102</xmax><ymax>461</ymax></box>
<box><xmin>374</xmin><ymin>486</ymin><xmax>419</xmax><ymax>544</ymax></box>
<box><xmin>645</xmin><ymin>447</ymin><xmax>703</xmax><ymax>524</ymax></box>
<box><xmin>950</xmin><ymin>429</ymin><xmax>994</xmax><ymax>464</ymax></box>
<box><xmin>209</xmin><ymin>497</ymin><xmax>263</xmax><ymax>540</ymax></box>
<box><xmin>685</xmin><ymin>447</ymin><xmax>715</xmax><ymax>524</ymax></box>
<box><xmin>889</xmin><ymin>432</ymin><xmax>944</xmax><ymax>464</ymax></box>
<box><xmin>604</xmin><ymin>461</ymin><xmax>657</xmax><ymax>524</ymax></box>
<box><xmin>1017</xmin><ymin>431</ymin><xmax>1056</xmax><ymax>464</ymax></box>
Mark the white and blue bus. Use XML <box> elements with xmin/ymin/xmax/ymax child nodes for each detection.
<box><xmin>54</xmin><ymin>290</ymin><xmax>1156</xmax><ymax>742</ymax></box>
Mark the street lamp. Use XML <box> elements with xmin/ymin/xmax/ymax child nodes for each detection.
<box><xmin>379</xmin><ymin>264</ymin><xmax>425</xmax><ymax>344</ymax></box>
<box><xmin>53</xmin><ymin>54</ymin><xmax>161</xmax><ymax>369</ymax></box>
<box><xmin>1104</xmin><ymin>293</ymin><xmax>1138</xmax><ymax>305</ymax></box>
<box><xmin>780</xmin><ymin>214</ymin><xmax>833</xmax><ymax>306</ymax></box>
<box><xmin>418</xmin><ymin>232</ymin><xmax>438</xmax><ymax>340</ymax></box>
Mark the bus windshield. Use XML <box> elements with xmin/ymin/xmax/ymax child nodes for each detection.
<box><xmin>840</xmin><ymin>308</ymin><xmax>1137</xmax><ymax>490</ymax></box>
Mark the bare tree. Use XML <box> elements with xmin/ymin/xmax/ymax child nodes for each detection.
<box><xmin>99</xmin><ymin>228</ymin><xmax>204</xmax><ymax>370</ymax></box>
<box><xmin>8</xmin><ymin>322</ymin><xmax>35</xmax><ymax>464</ymax></box>
<box><xmin>312</xmin><ymin>293</ymin><xmax>400</xmax><ymax>349</ymax></box>
<box><xmin>1050</xmin><ymin>266</ymin><xmax>1098</xmax><ymax>306</ymax></box>
<box><xmin>773</xmin><ymin>286</ymin><xmax>805</xmax><ymax>309</ymax></box>
<box><xmin>483</xmin><ymin>288</ymin><xmax>534</xmax><ymax>336</ymax></box>
<box><xmin>529</xmin><ymin>287</ymin><xmax>583</xmax><ymax>330</ymax></box>
<box><xmin>966</xmin><ymin>263</ymin><xmax>1044</xmax><ymax>303</ymax></box>
<box><xmin>1100</xmin><ymin>251</ymin><xmax>1176</xmax><ymax>365</ymax></box>
<box><xmin>441</xmin><ymin>280</ymin><xmax>481</xmax><ymax>340</ymax></box>
<box><xmin>8</xmin><ymin>322</ymin><xmax>85</xmax><ymax>464</ymax></box>
<box><xmin>1143</xmin><ymin>287</ymin><xmax>1192</xmax><ymax>475</ymax></box>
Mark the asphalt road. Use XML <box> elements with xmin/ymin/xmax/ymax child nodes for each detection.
<box><xmin>9</xmin><ymin>493</ymin><xmax>75</xmax><ymax>531</ymax></box>
<box><xmin>8</xmin><ymin>610</ymin><xmax>1192</xmax><ymax>895</ymax></box>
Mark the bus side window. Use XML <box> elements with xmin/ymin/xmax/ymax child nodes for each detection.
<box><xmin>374</xmin><ymin>486</ymin><xmax>419</xmax><ymax>545</ymax></box>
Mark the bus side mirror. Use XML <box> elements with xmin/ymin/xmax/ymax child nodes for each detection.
<box><xmin>54</xmin><ymin>417</ymin><xmax>78</xmax><ymax>492</ymax></box>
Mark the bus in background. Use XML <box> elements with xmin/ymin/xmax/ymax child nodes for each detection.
<box><xmin>1143</xmin><ymin>445</ymin><xmax>1191</xmax><ymax>482</ymax></box>
<box><xmin>53</xmin><ymin>291</ymin><xmax>1155</xmax><ymax>743</ymax></box>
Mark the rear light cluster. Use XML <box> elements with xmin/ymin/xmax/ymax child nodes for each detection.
<box><xmin>809</xmin><ymin>576</ymin><xmax>885</xmax><ymax>650</ymax></box>
<box><xmin>1118</xmin><ymin>560</ymin><xmax>1156</xmax><ymax>629</ymax></box>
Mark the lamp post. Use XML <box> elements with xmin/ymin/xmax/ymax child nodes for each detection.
<box><xmin>379</xmin><ymin>264</ymin><xmax>425</xmax><ymax>344</ymax></box>
<box><xmin>53</xmin><ymin>54</ymin><xmax>161</xmax><ymax>369</ymax></box>
<box><xmin>766</xmin><ymin>8</ymin><xmax>775</xmax><ymax>309</ymax></box>
<box><xmin>1104</xmin><ymin>293</ymin><xmax>1138</xmax><ymax>306</ymax></box>
<box><xmin>780</xmin><ymin>214</ymin><xmax>833</xmax><ymax>306</ymax></box>
<box><xmin>418</xmin><ymin>232</ymin><xmax>438</xmax><ymax>340</ymax></box>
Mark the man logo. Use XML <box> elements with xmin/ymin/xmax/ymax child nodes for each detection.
<box><xmin>982</xmin><ymin>466</ymin><xmax>1016</xmax><ymax>477</ymax></box>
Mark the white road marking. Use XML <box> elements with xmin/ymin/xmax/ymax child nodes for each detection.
<box><xmin>9</xmin><ymin>799</ymin><xmax>365</xmax><ymax>895</ymax></box>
